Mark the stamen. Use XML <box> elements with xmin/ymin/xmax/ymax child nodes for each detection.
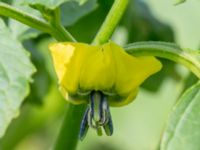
<box><xmin>79</xmin><ymin>107</ymin><xmax>89</xmax><ymax>141</ymax></box>
<box><xmin>79</xmin><ymin>91</ymin><xmax>114</xmax><ymax>140</ymax></box>
<box><xmin>90</xmin><ymin>91</ymin><xmax>102</xmax><ymax>123</ymax></box>
<box><xmin>103</xmin><ymin>109</ymin><xmax>113</xmax><ymax>136</ymax></box>
<box><xmin>87</xmin><ymin>108</ymin><xmax>97</xmax><ymax>129</ymax></box>
<box><xmin>99</xmin><ymin>97</ymin><xmax>108</xmax><ymax>125</ymax></box>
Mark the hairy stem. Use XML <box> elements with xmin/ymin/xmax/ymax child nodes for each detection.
<box><xmin>92</xmin><ymin>0</ymin><xmax>128</xmax><ymax>45</ymax></box>
<box><xmin>124</xmin><ymin>41</ymin><xmax>200</xmax><ymax>78</ymax></box>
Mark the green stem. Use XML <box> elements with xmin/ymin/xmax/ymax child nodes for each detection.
<box><xmin>0</xmin><ymin>2</ymin><xmax>75</xmax><ymax>41</ymax></box>
<box><xmin>124</xmin><ymin>41</ymin><xmax>200</xmax><ymax>78</ymax></box>
<box><xmin>51</xmin><ymin>24</ymin><xmax>76</xmax><ymax>41</ymax></box>
<box><xmin>49</xmin><ymin>8</ymin><xmax>76</xmax><ymax>42</ymax></box>
<box><xmin>54</xmin><ymin>104</ymin><xmax>86</xmax><ymax>150</ymax></box>
<box><xmin>92</xmin><ymin>0</ymin><xmax>128</xmax><ymax>45</ymax></box>
<box><xmin>0</xmin><ymin>2</ymin><xmax>51</xmax><ymax>32</ymax></box>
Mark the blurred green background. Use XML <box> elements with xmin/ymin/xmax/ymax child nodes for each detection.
<box><xmin>1</xmin><ymin>0</ymin><xmax>200</xmax><ymax>149</ymax></box>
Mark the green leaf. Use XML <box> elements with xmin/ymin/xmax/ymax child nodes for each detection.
<box><xmin>161</xmin><ymin>81</ymin><xmax>200</xmax><ymax>150</ymax></box>
<box><xmin>24</xmin><ymin>40</ymin><xmax>52</xmax><ymax>105</ymax></box>
<box><xmin>0</xmin><ymin>19</ymin><xmax>35</xmax><ymax>137</ymax></box>
<box><xmin>22</xmin><ymin>0</ymin><xmax>89</xmax><ymax>9</ymax></box>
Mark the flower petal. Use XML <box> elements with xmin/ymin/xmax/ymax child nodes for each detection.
<box><xmin>109</xmin><ymin>42</ymin><xmax>162</xmax><ymax>106</ymax></box>
<box><xmin>79</xmin><ymin>43</ymin><xmax>115</xmax><ymax>91</ymax></box>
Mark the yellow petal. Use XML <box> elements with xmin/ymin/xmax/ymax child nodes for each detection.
<box><xmin>60</xmin><ymin>43</ymin><xmax>92</xmax><ymax>94</ymax></box>
<box><xmin>79</xmin><ymin>43</ymin><xmax>115</xmax><ymax>91</ymax></box>
<box><xmin>49</xmin><ymin>43</ymin><xmax>75</xmax><ymax>82</ymax></box>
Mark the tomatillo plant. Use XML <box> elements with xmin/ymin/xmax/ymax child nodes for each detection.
<box><xmin>0</xmin><ymin>0</ymin><xmax>200</xmax><ymax>150</ymax></box>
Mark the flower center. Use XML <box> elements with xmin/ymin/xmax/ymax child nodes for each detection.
<box><xmin>79</xmin><ymin>91</ymin><xmax>113</xmax><ymax>140</ymax></box>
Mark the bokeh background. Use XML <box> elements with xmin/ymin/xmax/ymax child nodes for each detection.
<box><xmin>1</xmin><ymin>0</ymin><xmax>200</xmax><ymax>149</ymax></box>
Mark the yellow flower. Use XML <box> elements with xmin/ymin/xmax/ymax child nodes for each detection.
<box><xmin>49</xmin><ymin>41</ymin><xmax>162</xmax><ymax>140</ymax></box>
<box><xmin>49</xmin><ymin>41</ymin><xmax>162</xmax><ymax>107</ymax></box>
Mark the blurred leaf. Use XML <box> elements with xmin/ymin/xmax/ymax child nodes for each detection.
<box><xmin>22</xmin><ymin>0</ymin><xmax>89</xmax><ymax>9</ymax></box>
<box><xmin>0</xmin><ymin>19</ymin><xmax>35</xmax><ymax>137</ymax></box>
<box><xmin>174</xmin><ymin>0</ymin><xmax>186</xmax><ymax>5</ymax></box>
<box><xmin>0</xmin><ymin>0</ymin><xmax>12</xmax><ymax>4</ymax></box>
<box><xmin>61</xmin><ymin>0</ymin><xmax>97</xmax><ymax>26</ymax></box>
<box><xmin>122</xmin><ymin>0</ymin><xmax>176</xmax><ymax>92</ymax></box>
<box><xmin>123</xmin><ymin>0</ymin><xmax>174</xmax><ymax>43</ymax></box>
<box><xmin>36</xmin><ymin>38</ymin><xmax>57</xmax><ymax>79</ymax></box>
<box><xmin>145</xmin><ymin>0</ymin><xmax>200</xmax><ymax>49</ymax></box>
<box><xmin>161</xmin><ymin>81</ymin><xmax>200</xmax><ymax>150</ymax></box>
<box><xmin>24</xmin><ymin>40</ymin><xmax>52</xmax><ymax>105</ymax></box>
<box><xmin>0</xmin><ymin>85</ymin><xmax>65</xmax><ymax>149</ymax></box>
